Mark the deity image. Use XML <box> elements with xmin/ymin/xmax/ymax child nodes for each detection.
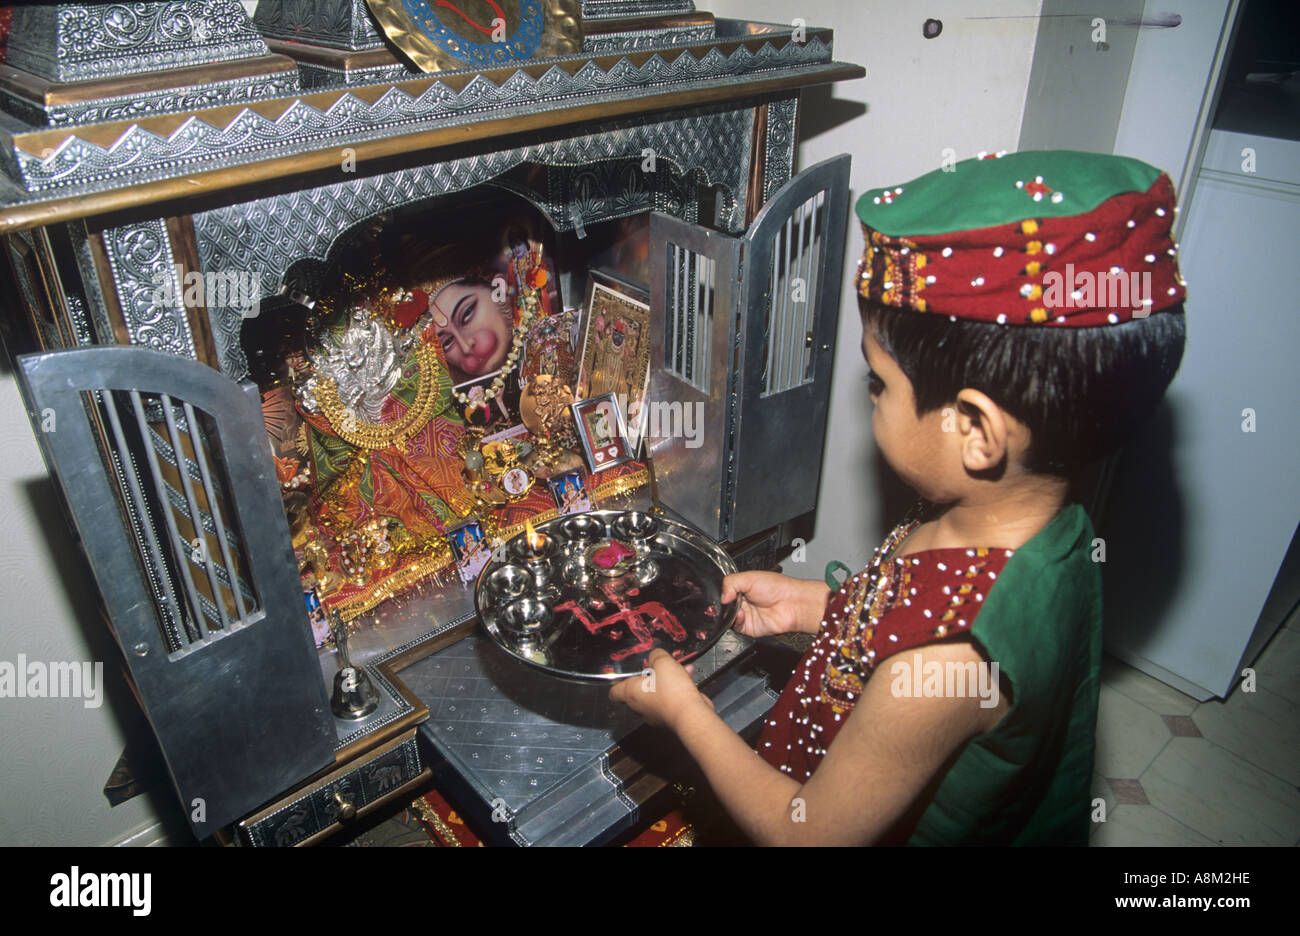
<box><xmin>426</xmin><ymin>276</ymin><xmax>513</xmax><ymax>383</ymax></box>
<box><xmin>585</xmin><ymin>408</ymin><xmax>614</xmax><ymax>449</ymax></box>
<box><xmin>280</xmin><ymin>198</ymin><xmax>564</xmax><ymax>613</ymax></box>
<box><xmin>577</xmin><ymin>278</ymin><xmax>652</xmax><ymax>451</ymax></box>
<box><xmin>547</xmin><ymin>470</ymin><xmax>593</xmax><ymax>515</ymax></box>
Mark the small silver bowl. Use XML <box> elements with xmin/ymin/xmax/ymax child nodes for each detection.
<box><xmin>612</xmin><ymin>511</ymin><xmax>659</xmax><ymax>543</ymax></box>
<box><xmin>560</xmin><ymin>557</ymin><xmax>592</xmax><ymax>587</ymax></box>
<box><xmin>486</xmin><ymin>564</ymin><xmax>532</xmax><ymax>603</ymax></box>
<box><xmin>559</xmin><ymin>514</ymin><xmax>607</xmax><ymax>544</ymax></box>
<box><xmin>499</xmin><ymin>597</ymin><xmax>553</xmax><ymax>638</ymax></box>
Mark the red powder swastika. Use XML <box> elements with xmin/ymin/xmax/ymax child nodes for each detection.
<box><xmin>556</xmin><ymin>582</ymin><xmax>687</xmax><ymax>662</ymax></box>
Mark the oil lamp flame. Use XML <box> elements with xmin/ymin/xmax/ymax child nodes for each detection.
<box><xmin>525</xmin><ymin>518</ymin><xmax>546</xmax><ymax>552</ymax></box>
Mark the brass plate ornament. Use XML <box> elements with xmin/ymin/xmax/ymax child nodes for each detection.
<box><xmin>367</xmin><ymin>0</ymin><xmax>583</xmax><ymax>73</ymax></box>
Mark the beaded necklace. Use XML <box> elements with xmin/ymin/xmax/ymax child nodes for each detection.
<box><xmin>842</xmin><ymin>502</ymin><xmax>928</xmax><ymax>652</ymax></box>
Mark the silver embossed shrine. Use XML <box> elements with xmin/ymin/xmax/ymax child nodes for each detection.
<box><xmin>0</xmin><ymin>0</ymin><xmax>862</xmax><ymax>846</ymax></box>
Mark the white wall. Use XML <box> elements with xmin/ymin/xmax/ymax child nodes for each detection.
<box><xmin>0</xmin><ymin>367</ymin><xmax>176</xmax><ymax>845</ymax></box>
<box><xmin>708</xmin><ymin>0</ymin><xmax>1043</xmax><ymax>574</ymax></box>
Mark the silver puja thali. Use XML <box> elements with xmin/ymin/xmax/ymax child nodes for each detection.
<box><xmin>474</xmin><ymin>510</ymin><xmax>738</xmax><ymax>681</ymax></box>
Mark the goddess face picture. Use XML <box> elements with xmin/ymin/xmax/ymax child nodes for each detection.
<box><xmin>430</xmin><ymin>277</ymin><xmax>513</xmax><ymax>381</ymax></box>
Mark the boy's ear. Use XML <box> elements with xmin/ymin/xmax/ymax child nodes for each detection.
<box><xmin>954</xmin><ymin>389</ymin><xmax>1011</xmax><ymax>474</ymax></box>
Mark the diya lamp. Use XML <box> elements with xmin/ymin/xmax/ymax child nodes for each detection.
<box><xmin>556</xmin><ymin>513</ymin><xmax>606</xmax><ymax>584</ymax></box>
<box><xmin>558</xmin><ymin>514</ymin><xmax>606</xmax><ymax>554</ymax></box>
<box><xmin>509</xmin><ymin>518</ymin><xmax>558</xmax><ymax>589</ymax></box>
<box><xmin>485</xmin><ymin>563</ymin><xmax>532</xmax><ymax>603</ymax></box>
<box><xmin>612</xmin><ymin>511</ymin><xmax>659</xmax><ymax>562</ymax></box>
<box><xmin>497</xmin><ymin>596</ymin><xmax>553</xmax><ymax>649</ymax></box>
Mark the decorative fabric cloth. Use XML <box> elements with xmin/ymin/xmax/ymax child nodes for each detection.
<box><xmin>757</xmin><ymin>503</ymin><xmax>1104</xmax><ymax>845</ymax></box>
<box><xmin>856</xmin><ymin>150</ymin><xmax>1186</xmax><ymax>326</ymax></box>
<box><xmin>410</xmin><ymin>788</ymin><xmax>694</xmax><ymax>847</ymax></box>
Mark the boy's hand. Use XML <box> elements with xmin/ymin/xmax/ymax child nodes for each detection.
<box><xmin>608</xmin><ymin>649</ymin><xmax>714</xmax><ymax>730</ymax></box>
<box><xmin>723</xmin><ymin>571</ymin><xmax>831</xmax><ymax>637</ymax></box>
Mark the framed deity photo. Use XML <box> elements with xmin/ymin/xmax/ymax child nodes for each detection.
<box><xmin>575</xmin><ymin>273</ymin><xmax>651</xmax><ymax>455</ymax></box>
<box><xmin>547</xmin><ymin>470</ymin><xmax>595</xmax><ymax>515</ymax></box>
<box><xmin>571</xmin><ymin>393</ymin><xmax>634</xmax><ymax>473</ymax></box>
<box><xmin>446</xmin><ymin>518</ymin><xmax>492</xmax><ymax>584</ymax></box>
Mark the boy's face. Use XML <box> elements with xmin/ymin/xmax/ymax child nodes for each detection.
<box><xmin>860</xmin><ymin>319</ymin><xmax>963</xmax><ymax>502</ymax></box>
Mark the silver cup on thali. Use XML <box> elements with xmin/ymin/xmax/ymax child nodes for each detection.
<box><xmin>508</xmin><ymin>524</ymin><xmax>559</xmax><ymax>590</ymax></box>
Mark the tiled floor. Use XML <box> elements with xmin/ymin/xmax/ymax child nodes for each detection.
<box><xmin>1091</xmin><ymin>607</ymin><xmax>1300</xmax><ymax>846</ymax></box>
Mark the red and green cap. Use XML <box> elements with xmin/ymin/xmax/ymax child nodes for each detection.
<box><xmin>855</xmin><ymin>150</ymin><xmax>1186</xmax><ymax>326</ymax></box>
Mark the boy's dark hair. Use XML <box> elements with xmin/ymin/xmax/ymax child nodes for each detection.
<box><xmin>862</xmin><ymin>299</ymin><xmax>1187</xmax><ymax>476</ymax></box>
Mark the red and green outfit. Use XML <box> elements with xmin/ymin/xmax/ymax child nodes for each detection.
<box><xmin>756</xmin><ymin>503</ymin><xmax>1103</xmax><ymax>845</ymax></box>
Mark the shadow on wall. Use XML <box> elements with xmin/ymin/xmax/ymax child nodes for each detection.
<box><xmin>859</xmin><ymin>393</ymin><xmax>1188</xmax><ymax>642</ymax></box>
<box><xmin>797</xmin><ymin>84</ymin><xmax>869</xmax><ymax>146</ymax></box>
<box><xmin>1097</xmin><ymin>398</ymin><xmax>1186</xmax><ymax>654</ymax></box>
<box><xmin>19</xmin><ymin>473</ymin><xmax>196</xmax><ymax>841</ymax></box>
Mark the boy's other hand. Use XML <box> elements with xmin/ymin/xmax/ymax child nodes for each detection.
<box><xmin>722</xmin><ymin>571</ymin><xmax>831</xmax><ymax>638</ymax></box>
<box><xmin>608</xmin><ymin>649</ymin><xmax>714</xmax><ymax>730</ymax></box>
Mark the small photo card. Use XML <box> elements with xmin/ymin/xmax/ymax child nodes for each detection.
<box><xmin>548</xmin><ymin>470</ymin><xmax>595</xmax><ymax>515</ymax></box>
<box><xmin>571</xmin><ymin>393</ymin><xmax>634</xmax><ymax>473</ymax></box>
<box><xmin>447</xmin><ymin>518</ymin><xmax>492</xmax><ymax>584</ymax></box>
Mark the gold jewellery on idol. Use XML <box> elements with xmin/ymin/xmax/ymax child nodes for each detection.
<box><xmin>313</xmin><ymin>344</ymin><xmax>446</xmax><ymax>450</ymax></box>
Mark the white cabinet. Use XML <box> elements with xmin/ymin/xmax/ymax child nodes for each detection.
<box><xmin>1099</xmin><ymin>128</ymin><xmax>1300</xmax><ymax>699</ymax></box>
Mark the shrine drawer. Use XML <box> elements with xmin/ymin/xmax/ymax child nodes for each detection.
<box><xmin>236</xmin><ymin>731</ymin><xmax>429</xmax><ymax>847</ymax></box>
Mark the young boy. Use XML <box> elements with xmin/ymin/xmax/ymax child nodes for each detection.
<box><xmin>609</xmin><ymin>150</ymin><xmax>1187</xmax><ymax>845</ymax></box>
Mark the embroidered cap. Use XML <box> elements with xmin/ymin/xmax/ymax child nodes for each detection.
<box><xmin>855</xmin><ymin>150</ymin><xmax>1186</xmax><ymax>326</ymax></box>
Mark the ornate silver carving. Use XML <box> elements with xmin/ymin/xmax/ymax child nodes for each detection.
<box><xmin>6</xmin><ymin>37</ymin><xmax>832</xmax><ymax>196</ymax></box>
<box><xmin>543</xmin><ymin>155</ymin><xmax>698</xmax><ymax>229</ymax></box>
<box><xmin>65</xmin><ymin>293</ymin><xmax>94</xmax><ymax>345</ymax></box>
<box><xmin>239</xmin><ymin>734</ymin><xmax>421</xmax><ymax>846</ymax></box>
<box><xmin>296</xmin><ymin>61</ymin><xmax>418</xmax><ymax>90</ymax></box>
<box><xmin>582</xmin><ymin>26</ymin><xmax>714</xmax><ymax>55</ymax></box>
<box><xmin>43</xmin><ymin>72</ymin><xmax>301</xmax><ymax>127</ymax></box>
<box><xmin>764</xmin><ymin>95</ymin><xmax>799</xmax><ymax>203</ymax></box>
<box><xmin>188</xmin><ymin>107</ymin><xmax>748</xmax><ymax>379</ymax></box>
<box><xmin>581</xmin><ymin>0</ymin><xmax>696</xmax><ymax>18</ymax></box>
<box><xmin>299</xmin><ymin>310</ymin><xmax>407</xmax><ymax>422</ymax></box>
<box><xmin>6</xmin><ymin>2</ymin><xmax>272</xmax><ymax>83</ymax></box>
<box><xmin>254</xmin><ymin>0</ymin><xmax>388</xmax><ymax>51</ymax></box>
<box><xmin>99</xmin><ymin>219</ymin><xmax>197</xmax><ymax>359</ymax></box>
<box><xmin>69</xmin><ymin>222</ymin><xmax>120</xmax><ymax>346</ymax></box>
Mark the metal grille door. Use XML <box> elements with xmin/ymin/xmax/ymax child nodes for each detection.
<box><xmin>648</xmin><ymin>215</ymin><xmax>741</xmax><ymax>541</ymax></box>
<box><xmin>16</xmin><ymin>346</ymin><xmax>337</xmax><ymax>838</ymax></box>
<box><xmin>730</xmin><ymin>155</ymin><xmax>851</xmax><ymax>541</ymax></box>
